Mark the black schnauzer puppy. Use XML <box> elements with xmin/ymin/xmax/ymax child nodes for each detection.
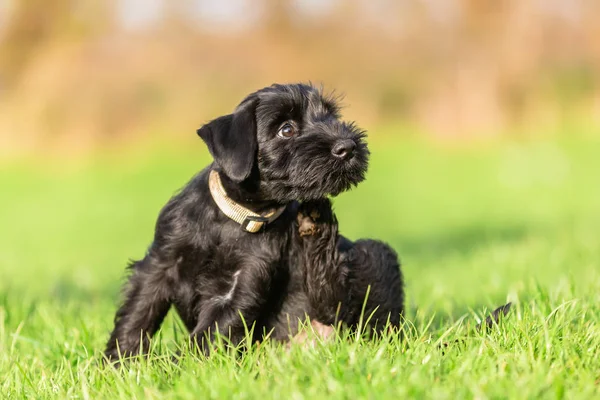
<box><xmin>104</xmin><ymin>83</ymin><xmax>404</xmax><ymax>360</ymax></box>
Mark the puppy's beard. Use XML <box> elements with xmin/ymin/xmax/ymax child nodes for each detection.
<box><xmin>308</xmin><ymin>144</ymin><xmax>369</xmax><ymax>198</ymax></box>
<box><xmin>317</xmin><ymin>159</ymin><xmax>368</xmax><ymax>197</ymax></box>
<box><xmin>259</xmin><ymin>156</ymin><xmax>368</xmax><ymax>202</ymax></box>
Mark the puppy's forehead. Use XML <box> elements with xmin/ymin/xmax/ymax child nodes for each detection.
<box><xmin>254</xmin><ymin>84</ymin><xmax>340</xmax><ymax>121</ymax></box>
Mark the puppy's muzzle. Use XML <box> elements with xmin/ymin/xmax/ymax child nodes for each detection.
<box><xmin>331</xmin><ymin>139</ymin><xmax>357</xmax><ymax>160</ymax></box>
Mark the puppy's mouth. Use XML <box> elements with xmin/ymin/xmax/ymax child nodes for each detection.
<box><xmin>320</xmin><ymin>150</ymin><xmax>369</xmax><ymax>197</ymax></box>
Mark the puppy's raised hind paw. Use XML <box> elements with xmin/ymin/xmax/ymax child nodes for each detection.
<box><xmin>296</xmin><ymin>199</ymin><xmax>333</xmax><ymax>237</ymax></box>
<box><xmin>297</xmin><ymin>212</ymin><xmax>320</xmax><ymax>237</ymax></box>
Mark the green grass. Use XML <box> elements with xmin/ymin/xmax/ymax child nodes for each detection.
<box><xmin>1</xmin><ymin>136</ymin><xmax>600</xmax><ymax>399</ymax></box>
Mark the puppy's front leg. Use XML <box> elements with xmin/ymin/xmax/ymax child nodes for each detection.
<box><xmin>188</xmin><ymin>266</ymin><xmax>271</xmax><ymax>355</ymax></box>
<box><xmin>297</xmin><ymin>199</ymin><xmax>348</xmax><ymax>325</ymax></box>
<box><xmin>104</xmin><ymin>256</ymin><xmax>172</xmax><ymax>361</ymax></box>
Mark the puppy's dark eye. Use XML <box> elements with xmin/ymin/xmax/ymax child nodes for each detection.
<box><xmin>277</xmin><ymin>123</ymin><xmax>296</xmax><ymax>138</ymax></box>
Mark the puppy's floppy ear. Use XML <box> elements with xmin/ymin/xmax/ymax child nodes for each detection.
<box><xmin>197</xmin><ymin>97</ymin><xmax>258</xmax><ymax>183</ymax></box>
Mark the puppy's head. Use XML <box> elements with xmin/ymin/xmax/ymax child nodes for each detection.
<box><xmin>197</xmin><ymin>83</ymin><xmax>369</xmax><ymax>202</ymax></box>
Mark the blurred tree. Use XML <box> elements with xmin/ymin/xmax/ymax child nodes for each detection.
<box><xmin>0</xmin><ymin>0</ymin><xmax>113</xmax><ymax>87</ymax></box>
<box><xmin>262</xmin><ymin>0</ymin><xmax>293</xmax><ymax>33</ymax></box>
<box><xmin>0</xmin><ymin>0</ymin><xmax>71</xmax><ymax>85</ymax></box>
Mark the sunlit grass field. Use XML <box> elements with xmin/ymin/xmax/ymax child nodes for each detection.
<box><xmin>1</xmin><ymin>136</ymin><xmax>599</xmax><ymax>398</ymax></box>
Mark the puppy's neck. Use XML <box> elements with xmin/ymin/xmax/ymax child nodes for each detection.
<box><xmin>217</xmin><ymin>170</ymin><xmax>284</xmax><ymax>214</ymax></box>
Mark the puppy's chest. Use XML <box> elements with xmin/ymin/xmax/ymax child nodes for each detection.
<box><xmin>190</xmin><ymin>229</ymin><xmax>294</xmax><ymax>284</ymax></box>
<box><xmin>171</xmin><ymin>224</ymin><xmax>303</xmax><ymax>325</ymax></box>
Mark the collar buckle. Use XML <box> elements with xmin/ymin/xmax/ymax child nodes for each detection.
<box><xmin>241</xmin><ymin>214</ymin><xmax>270</xmax><ymax>232</ymax></box>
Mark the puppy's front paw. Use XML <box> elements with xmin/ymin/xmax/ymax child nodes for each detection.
<box><xmin>288</xmin><ymin>320</ymin><xmax>335</xmax><ymax>349</ymax></box>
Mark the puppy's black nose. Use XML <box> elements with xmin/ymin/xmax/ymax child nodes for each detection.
<box><xmin>331</xmin><ymin>139</ymin><xmax>356</xmax><ymax>160</ymax></box>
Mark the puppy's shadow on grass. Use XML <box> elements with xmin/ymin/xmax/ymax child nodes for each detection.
<box><xmin>48</xmin><ymin>278</ymin><xmax>117</xmax><ymax>304</ymax></box>
<box><xmin>394</xmin><ymin>223</ymin><xmax>533</xmax><ymax>262</ymax></box>
<box><xmin>392</xmin><ymin>223</ymin><xmax>533</xmax><ymax>332</ymax></box>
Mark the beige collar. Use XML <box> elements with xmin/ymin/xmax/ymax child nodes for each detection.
<box><xmin>208</xmin><ymin>170</ymin><xmax>287</xmax><ymax>233</ymax></box>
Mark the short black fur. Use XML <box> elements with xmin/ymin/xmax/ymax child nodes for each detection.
<box><xmin>104</xmin><ymin>83</ymin><xmax>404</xmax><ymax>360</ymax></box>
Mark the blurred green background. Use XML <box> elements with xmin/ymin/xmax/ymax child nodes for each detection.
<box><xmin>1</xmin><ymin>0</ymin><xmax>600</xmax><ymax>157</ymax></box>
<box><xmin>1</xmin><ymin>2</ymin><xmax>600</xmax><ymax>398</ymax></box>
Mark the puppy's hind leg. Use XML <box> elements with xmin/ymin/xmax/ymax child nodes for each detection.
<box><xmin>345</xmin><ymin>239</ymin><xmax>404</xmax><ymax>332</ymax></box>
<box><xmin>104</xmin><ymin>257</ymin><xmax>172</xmax><ymax>362</ymax></box>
